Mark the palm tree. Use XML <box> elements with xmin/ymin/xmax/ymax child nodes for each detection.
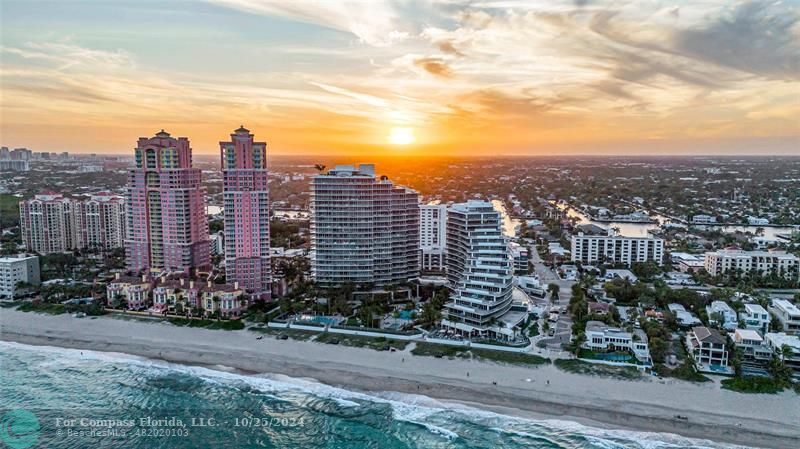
<box><xmin>547</xmin><ymin>283</ymin><xmax>560</xmax><ymax>301</ymax></box>
<box><xmin>314</xmin><ymin>164</ymin><xmax>326</xmax><ymax>172</ymax></box>
<box><xmin>780</xmin><ymin>344</ymin><xmax>793</xmax><ymax>361</ymax></box>
<box><xmin>572</xmin><ymin>333</ymin><xmax>586</xmax><ymax>356</ymax></box>
<box><xmin>212</xmin><ymin>296</ymin><xmax>221</xmax><ymax>319</ymax></box>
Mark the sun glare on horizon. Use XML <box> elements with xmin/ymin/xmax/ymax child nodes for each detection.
<box><xmin>388</xmin><ymin>127</ymin><xmax>416</xmax><ymax>145</ymax></box>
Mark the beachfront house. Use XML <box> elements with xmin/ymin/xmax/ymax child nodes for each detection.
<box><xmin>584</xmin><ymin>320</ymin><xmax>651</xmax><ymax>365</ymax></box>
<box><xmin>739</xmin><ymin>303</ymin><xmax>771</xmax><ymax>334</ymax></box>
<box><xmin>106</xmin><ymin>273</ymin><xmax>153</xmax><ymax>310</ymax></box>
<box><xmin>733</xmin><ymin>329</ymin><xmax>772</xmax><ymax>363</ymax></box>
<box><xmin>706</xmin><ymin>301</ymin><xmax>737</xmax><ymax>331</ymax></box>
<box><xmin>198</xmin><ymin>281</ymin><xmax>245</xmax><ymax>318</ymax></box>
<box><xmin>769</xmin><ymin>299</ymin><xmax>800</xmax><ymax>334</ymax></box>
<box><xmin>667</xmin><ymin>303</ymin><xmax>702</xmax><ymax>327</ymax></box>
<box><xmin>764</xmin><ymin>333</ymin><xmax>800</xmax><ymax>374</ymax></box>
<box><xmin>686</xmin><ymin>326</ymin><xmax>729</xmax><ymax>371</ymax></box>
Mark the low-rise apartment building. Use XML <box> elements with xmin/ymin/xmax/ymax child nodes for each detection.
<box><xmin>670</xmin><ymin>252</ymin><xmax>705</xmax><ymax>272</ymax></box>
<box><xmin>704</xmin><ymin>249</ymin><xmax>799</xmax><ymax>279</ymax></box>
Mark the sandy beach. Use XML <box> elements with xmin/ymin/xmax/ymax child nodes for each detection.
<box><xmin>2</xmin><ymin>309</ymin><xmax>798</xmax><ymax>448</ymax></box>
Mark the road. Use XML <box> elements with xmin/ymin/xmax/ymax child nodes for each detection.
<box><xmin>529</xmin><ymin>245</ymin><xmax>576</xmax><ymax>350</ymax></box>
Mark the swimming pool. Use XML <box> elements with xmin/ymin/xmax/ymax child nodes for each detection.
<box><xmin>593</xmin><ymin>353</ymin><xmax>632</xmax><ymax>362</ymax></box>
<box><xmin>398</xmin><ymin>310</ymin><xmax>415</xmax><ymax>320</ymax></box>
<box><xmin>300</xmin><ymin>315</ymin><xmax>341</xmax><ymax>326</ymax></box>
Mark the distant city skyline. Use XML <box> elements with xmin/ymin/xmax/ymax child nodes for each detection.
<box><xmin>1</xmin><ymin>0</ymin><xmax>798</xmax><ymax>156</ymax></box>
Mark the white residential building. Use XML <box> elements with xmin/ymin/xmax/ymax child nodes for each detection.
<box><xmin>769</xmin><ymin>299</ymin><xmax>800</xmax><ymax>334</ymax></box>
<box><xmin>670</xmin><ymin>252</ymin><xmax>705</xmax><ymax>272</ymax></box>
<box><xmin>739</xmin><ymin>303</ymin><xmax>771</xmax><ymax>333</ymax></box>
<box><xmin>420</xmin><ymin>204</ymin><xmax>447</xmax><ymax>272</ymax></box>
<box><xmin>706</xmin><ymin>300</ymin><xmax>738</xmax><ymax>330</ymax></box>
<box><xmin>0</xmin><ymin>255</ymin><xmax>40</xmax><ymax>298</ymax></box>
<box><xmin>703</xmin><ymin>249</ymin><xmax>799</xmax><ymax>279</ymax></box>
<box><xmin>667</xmin><ymin>303</ymin><xmax>702</xmax><ymax>327</ymax></box>
<box><xmin>210</xmin><ymin>231</ymin><xmax>224</xmax><ymax>255</ymax></box>
<box><xmin>747</xmin><ymin>216</ymin><xmax>769</xmax><ymax>225</ymax></box>
<box><xmin>442</xmin><ymin>201</ymin><xmax>525</xmax><ymax>340</ymax></box>
<box><xmin>584</xmin><ymin>320</ymin><xmax>651</xmax><ymax>365</ymax></box>
<box><xmin>733</xmin><ymin>329</ymin><xmax>773</xmax><ymax>362</ymax></box>
<box><xmin>517</xmin><ymin>275</ymin><xmax>545</xmax><ymax>297</ymax></box>
<box><xmin>686</xmin><ymin>326</ymin><xmax>729</xmax><ymax>367</ymax></box>
<box><xmin>570</xmin><ymin>232</ymin><xmax>664</xmax><ymax>266</ymax></box>
<box><xmin>691</xmin><ymin>214</ymin><xmax>717</xmax><ymax>224</ymax></box>
<box><xmin>764</xmin><ymin>333</ymin><xmax>800</xmax><ymax>373</ymax></box>
<box><xmin>310</xmin><ymin>164</ymin><xmax>420</xmax><ymax>287</ymax></box>
<box><xmin>509</xmin><ymin>242</ymin><xmax>529</xmax><ymax>274</ymax></box>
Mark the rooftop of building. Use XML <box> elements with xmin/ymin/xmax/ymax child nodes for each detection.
<box><xmin>588</xmin><ymin>302</ymin><xmax>610</xmax><ymax>313</ymax></box>
<box><xmin>321</xmin><ymin>164</ymin><xmax>376</xmax><ymax>177</ymax></box>
<box><xmin>707</xmin><ymin>248</ymin><xmax>798</xmax><ymax>259</ymax></box>
<box><xmin>708</xmin><ymin>300</ymin><xmax>735</xmax><ymax>312</ymax></box>
<box><xmin>734</xmin><ymin>328</ymin><xmax>763</xmax><ymax>342</ymax></box>
<box><xmin>690</xmin><ymin>326</ymin><xmax>727</xmax><ymax>345</ymax></box>
<box><xmin>772</xmin><ymin>299</ymin><xmax>800</xmax><ymax>314</ymax></box>
<box><xmin>667</xmin><ymin>303</ymin><xmax>686</xmax><ymax>312</ymax></box>
<box><xmin>764</xmin><ymin>333</ymin><xmax>800</xmax><ymax>351</ymax></box>
<box><xmin>744</xmin><ymin>303</ymin><xmax>768</xmax><ymax>314</ymax></box>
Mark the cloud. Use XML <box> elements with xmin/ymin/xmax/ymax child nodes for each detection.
<box><xmin>207</xmin><ymin>0</ymin><xmax>406</xmax><ymax>46</ymax></box>
<box><xmin>413</xmin><ymin>57</ymin><xmax>453</xmax><ymax>77</ymax></box>
<box><xmin>308</xmin><ymin>82</ymin><xmax>389</xmax><ymax>108</ymax></box>
<box><xmin>673</xmin><ymin>0</ymin><xmax>800</xmax><ymax>80</ymax></box>
<box><xmin>1</xmin><ymin>42</ymin><xmax>134</xmax><ymax>71</ymax></box>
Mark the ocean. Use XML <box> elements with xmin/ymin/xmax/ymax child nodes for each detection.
<box><xmin>0</xmin><ymin>342</ymin><xmax>741</xmax><ymax>449</ymax></box>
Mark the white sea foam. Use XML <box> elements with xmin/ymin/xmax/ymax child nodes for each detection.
<box><xmin>0</xmin><ymin>341</ymin><xmax>750</xmax><ymax>448</ymax></box>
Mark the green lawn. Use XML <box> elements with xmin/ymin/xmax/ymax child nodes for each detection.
<box><xmin>470</xmin><ymin>348</ymin><xmax>550</xmax><ymax>366</ymax></box>
<box><xmin>247</xmin><ymin>326</ymin><xmax>317</xmax><ymax>341</ymax></box>
<box><xmin>411</xmin><ymin>342</ymin><xmax>470</xmax><ymax>359</ymax></box>
<box><xmin>721</xmin><ymin>377</ymin><xmax>784</xmax><ymax>394</ymax></box>
<box><xmin>655</xmin><ymin>362</ymin><xmax>711</xmax><ymax>383</ymax></box>
<box><xmin>314</xmin><ymin>332</ymin><xmax>410</xmax><ymax>350</ymax></box>
<box><xmin>554</xmin><ymin>359</ymin><xmax>643</xmax><ymax>380</ymax></box>
<box><xmin>16</xmin><ymin>302</ymin><xmax>67</xmax><ymax>314</ymax></box>
<box><xmin>168</xmin><ymin>317</ymin><xmax>245</xmax><ymax>330</ymax></box>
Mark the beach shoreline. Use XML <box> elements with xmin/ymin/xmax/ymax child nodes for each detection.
<box><xmin>2</xmin><ymin>309</ymin><xmax>798</xmax><ymax>448</ymax></box>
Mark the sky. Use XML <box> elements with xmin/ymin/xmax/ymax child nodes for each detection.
<box><xmin>1</xmin><ymin>0</ymin><xmax>798</xmax><ymax>156</ymax></box>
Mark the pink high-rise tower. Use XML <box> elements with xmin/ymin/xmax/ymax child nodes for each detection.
<box><xmin>126</xmin><ymin>130</ymin><xmax>210</xmax><ymax>273</ymax></box>
<box><xmin>220</xmin><ymin>126</ymin><xmax>270</xmax><ymax>298</ymax></box>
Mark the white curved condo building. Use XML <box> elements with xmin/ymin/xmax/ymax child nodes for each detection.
<box><xmin>442</xmin><ymin>200</ymin><xmax>524</xmax><ymax>340</ymax></box>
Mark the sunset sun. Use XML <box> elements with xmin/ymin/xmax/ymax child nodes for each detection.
<box><xmin>388</xmin><ymin>127</ymin><xmax>416</xmax><ymax>145</ymax></box>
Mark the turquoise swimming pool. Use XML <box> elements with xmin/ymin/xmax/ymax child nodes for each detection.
<box><xmin>593</xmin><ymin>353</ymin><xmax>632</xmax><ymax>362</ymax></box>
<box><xmin>398</xmin><ymin>310</ymin><xmax>415</xmax><ymax>320</ymax></box>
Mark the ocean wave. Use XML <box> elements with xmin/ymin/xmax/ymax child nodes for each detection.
<box><xmin>0</xmin><ymin>341</ymin><xmax>749</xmax><ymax>448</ymax></box>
